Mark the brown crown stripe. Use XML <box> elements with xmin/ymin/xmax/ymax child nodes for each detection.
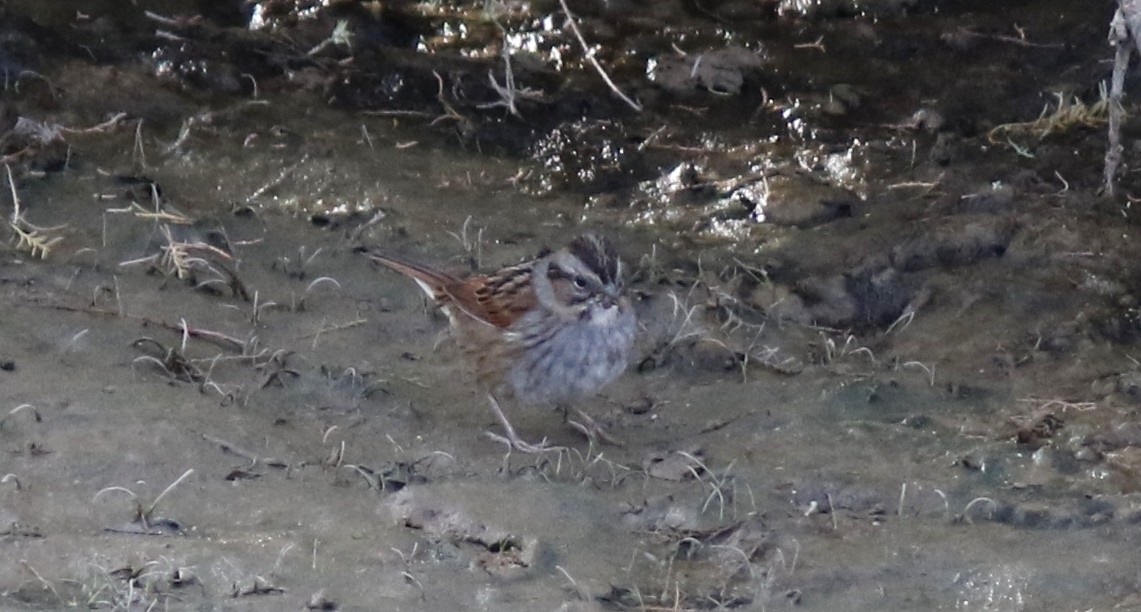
<box><xmin>567</xmin><ymin>234</ymin><xmax>620</xmax><ymax>285</ymax></box>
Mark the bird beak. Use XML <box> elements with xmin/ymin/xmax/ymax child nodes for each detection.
<box><xmin>600</xmin><ymin>287</ymin><xmax>622</xmax><ymax>309</ymax></box>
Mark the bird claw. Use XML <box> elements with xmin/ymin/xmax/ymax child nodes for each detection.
<box><xmin>568</xmin><ymin>410</ymin><xmax>624</xmax><ymax>447</ymax></box>
<box><xmin>485</xmin><ymin>393</ymin><xmax>556</xmax><ymax>453</ymax></box>
<box><xmin>483</xmin><ymin>429</ymin><xmax>553</xmax><ymax>454</ymax></box>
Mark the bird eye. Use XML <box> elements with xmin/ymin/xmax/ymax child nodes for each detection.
<box><xmin>572</xmin><ymin>276</ymin><xmax>587</xmax><ymax>289</ymax></box>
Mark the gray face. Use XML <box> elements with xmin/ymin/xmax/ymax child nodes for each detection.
<box><xmin>544</xmin><ymin>233</ymin><xmax>626</xmax><ymax>310</ymax></box>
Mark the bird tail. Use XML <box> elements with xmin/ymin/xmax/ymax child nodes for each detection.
<box><xmin>360</xmin><ymin>249</ymin><xmax>458</xmax><ymax>299</ymax></box>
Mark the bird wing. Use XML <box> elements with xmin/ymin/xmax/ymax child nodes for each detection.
<box><xmin>448</xmin><ymin>262</ymin><xmax>537</xmax><ymax>329</ymax></box>
<box><xmin>365</xmin><ymin>249</ymin><xmax>536</xmax><ymax>330</ymax></box>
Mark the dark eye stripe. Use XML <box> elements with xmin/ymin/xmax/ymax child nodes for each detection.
<box><xmin>548</xmin><ymin>265</ymin><xmax>594</xmax><ymax>285</ymax></box>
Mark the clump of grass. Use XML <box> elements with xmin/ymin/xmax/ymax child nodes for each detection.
<box><xmin>988</xmin><ymin>85</ymin><xmax>1109</xmax><ymax>147</ymax></box>
<box><xmin>93</xmin><ymin>468</ymin><xmax>195</xmax><ymax>535</ymax></box>
<box><xmin>4</xmin><ymin>164</ymin><xmax>64</xmax><ymax>259</ymax></box>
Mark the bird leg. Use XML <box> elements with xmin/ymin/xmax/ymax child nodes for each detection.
<box><xmin>483</xmin><ymin>393</ymin><xmax>551</xmax><ymax>453</ymax></box>
<box><xmin>566</xmin><ymin>407</ymin><xmax>624</xmax><ymax>447</ymax></box>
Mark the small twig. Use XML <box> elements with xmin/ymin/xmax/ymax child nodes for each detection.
<box><xmin>951</xmin><ymin>26</ymin><xmax>1064</xmax><ymax>49</ymax></box>
<box><xmin>297</xmin><ymin>318</ymin><xmax>367</xmax><ymax>340</ymax></box>
<box><xmin>247</xmin><ymin>156</ymin><xmax>308</xmax><ymax>202</ymax></box>
<box><xmin>60</xmin><ymin>112</ymin><xmax>129</xmax><ymax>135</ymax></box>
<box><xmin>362</xmin><ymin>109</ymin><xmax>435</xmax><ymax>119</ymax></box>
<box><xmin>429</xmin><ymin>71</ymin><xmax>470</xmax><ymax>127</ymax></box>
<box><xmin>200</xmin><ymin>432</ymin><xmax>286</xmax><ymax>467</ymax></box>
<box><xmin>793</xmin><ymin>36</ymin><xmax>826</xmax><ymax>52</ymax></box>
<box><xmin>558</xmin><ymin>0</ymin><xmax>642</xmax><ymax>112</ymax></box>
<box><xmin>48</xmin><ymin>303</ymin><xmax>247</xmax><ymax>351</ymax></box>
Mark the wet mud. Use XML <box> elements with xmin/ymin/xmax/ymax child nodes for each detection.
<box><xmin>1</xmin><ymin>0</ymin><xmax>1139</xmax><ymax>610</ymax></box>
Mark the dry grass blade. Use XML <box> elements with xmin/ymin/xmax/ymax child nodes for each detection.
<box><xmin>1</xmin><ymin>403</ymin><xmax>42</xmax><ymax>429</ymax></box>
<box><xmin>145</xmin><ymin>469</ymin><xmax>194</xmax><ymax>518</ymax></box>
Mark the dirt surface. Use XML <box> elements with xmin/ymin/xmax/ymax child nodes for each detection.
<box><xmin>3</xmin><ymin>1</ymin><xmax>1141</xmax><ymax>610</ymax></box>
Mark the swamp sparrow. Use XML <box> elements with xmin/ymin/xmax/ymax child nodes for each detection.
<box><xmin>363</xmin><ymin>233</ymin><xmax>637</xmax><ymax>452</ymax></box>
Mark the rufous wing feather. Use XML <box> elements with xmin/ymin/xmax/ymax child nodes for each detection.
<box><xmin>452</xmin><ymin>265</ymin><xmax>537</xmax><ymax>329</ymax></box>
<box><xmin>365</xmin><ymin>250</ymin><xmax>536</xmax><ymax>329</ymax></box>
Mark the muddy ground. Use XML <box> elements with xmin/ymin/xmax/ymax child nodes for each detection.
<box><xmin>3</xmin><ymin>0</ymin><xmax>1141</xmax><ymax>610</ymax></box>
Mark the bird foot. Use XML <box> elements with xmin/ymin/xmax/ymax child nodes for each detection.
<box><xmin>567</xmin><ymin>409</ymin><xmax>624</xmax><ymax>447</ymax></box>
<box><xmin>483</xmin><ymin>429</ymin><xmax>553</xmax><ymax>454</ymax></box>
<box><xmin>484</xmin><ymin>393</ymin><xmax>554</xmax><ymax>453</ymax></box>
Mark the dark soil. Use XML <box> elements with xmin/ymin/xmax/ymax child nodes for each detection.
<box><xmin>2</xmin><ymin>1</ymin><xmax>1140</xmax><ymax>610</ymax></box>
